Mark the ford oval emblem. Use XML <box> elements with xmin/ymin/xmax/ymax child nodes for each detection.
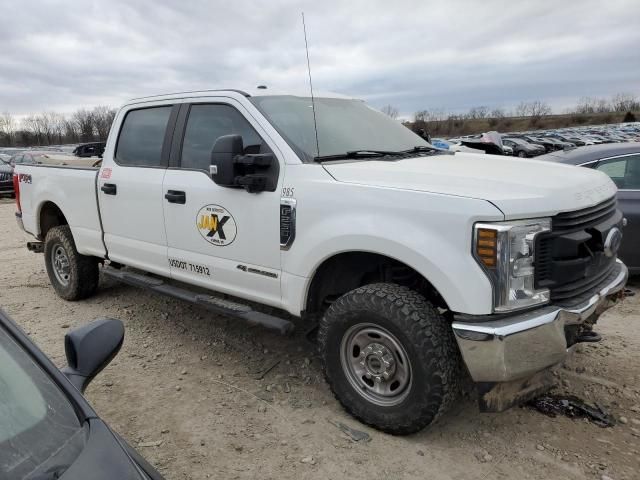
<box><xmin>604</xmin><ymin>227</ymin><xmax>623</xmax><ymax>258</ymax></box>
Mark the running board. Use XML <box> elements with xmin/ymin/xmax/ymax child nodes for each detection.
<box><xmin>102</xmin><ymin>267</ymin><xmax>294</xmax><ymax>335</ymax></box>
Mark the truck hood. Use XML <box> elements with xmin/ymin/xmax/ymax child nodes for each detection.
<box><xmin>323</xmin><ymin>153</ymin><xmax>618</xmax><ymax>218</ymax></box>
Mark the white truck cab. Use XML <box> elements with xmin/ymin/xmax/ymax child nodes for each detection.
<box><xmin>14</xmin><ymin>88</ymin><xmax>628</xmax><ymax>434</ymax></box>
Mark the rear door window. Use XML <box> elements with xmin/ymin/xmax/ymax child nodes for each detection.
<box><xmin>116</xmin><ymin>106</ymin><xmax>172</xmax><ymax>167</ymax></box>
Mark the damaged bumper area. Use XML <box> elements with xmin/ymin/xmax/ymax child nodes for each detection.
<box><xmin>451</xmin><ymin>260</ymin><xmax>628</xmax><ymax>412</ymax></box>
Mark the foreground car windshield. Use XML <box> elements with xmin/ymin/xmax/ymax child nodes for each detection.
<box><xmin>250</xmin><ymin>95</ymin><xmax>430</xmax><ymax>162</ymax></box>
<box><xmin>0</xmin><ymin>325</ymin><xmax>85</xmax><ymax>478</ymax></box>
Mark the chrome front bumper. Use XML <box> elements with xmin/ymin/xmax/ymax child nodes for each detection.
<box><xmin>452</xmin><ymin>260</ymin><xmax>628</xmax><ymax>383</ymax></box>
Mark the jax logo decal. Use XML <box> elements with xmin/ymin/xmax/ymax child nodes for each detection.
<box><xmin>196</xmin><ymin>205</ymin><xmax>237</xmax><ymax>246</ymax></box>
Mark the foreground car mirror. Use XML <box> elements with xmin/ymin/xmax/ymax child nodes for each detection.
<box><xmin>61</xmin><ymin>318</ymin><xmax>124</xmax><ymax>393</ymax></box>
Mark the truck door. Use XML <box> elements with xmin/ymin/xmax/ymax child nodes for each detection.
<box><xmin>162</xmin><ymin>100</ymin><xmax>283</xmax><ymax>307</ymax></box>
<box><xmin>98</xmin><ymin>104</ymin><xmax>178</xmax><ymax>276</ymax></box>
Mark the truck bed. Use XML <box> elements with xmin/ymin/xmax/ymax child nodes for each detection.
<box><xmin>16</xmin><ymin>163</ymin><xmax>106</xmax><ymax>258</ymax></box>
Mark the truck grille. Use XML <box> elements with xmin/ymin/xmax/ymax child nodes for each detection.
<box><xmin>535</xmin><ymin>196</ymin><xmax>622</xmax><ymax>304</ymax></box>
<box><xmin>552</xmin><ymin>196</ymin><xmax>617</xmax><ymax>232</ymax></box>
<box><xmin>0</xmin><ymin>172</ymin><xmax>11</xmax><ymax>181</ymax></box>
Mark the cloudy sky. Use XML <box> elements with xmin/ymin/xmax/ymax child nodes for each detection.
<box><xmin>1</xmin><ymin>0</ymin><xmax>639</xmax><ymax>118</ymax></box>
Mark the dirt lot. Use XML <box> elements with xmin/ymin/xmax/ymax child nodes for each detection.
<box><xmin>1</xmin><ymin>199</ymin><xmax>639</xmax><ymax>480</ymax></box>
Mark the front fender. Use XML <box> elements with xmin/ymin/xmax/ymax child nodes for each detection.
<box><xmin>281</xmin><ymin>179</ymin><xmax>504</xmax><ymax>316</ymax></box>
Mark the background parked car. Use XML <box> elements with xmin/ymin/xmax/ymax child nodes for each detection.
<box><xmin>536</xmin><ymin>143</ymin><xmax>640</xmax><ymax>273</ymax></box>
<box><xmin>430</xmin><ymin>138</ymin><xmax>451</xmax><ymax>149</ymax></box>
<box><xmin>9</xmin><ymin>151</ymin><xmax>47</xmax><ymax>166</ymax></box>
<box><xmin>73</xmin><ymin>141</ymin><xmax>106</xmax><ymax>158</ymax></box>
<box><xmin>518</xmin><ymin>135</ymin><xmax>557</xmax><ymax>152</ymax></box>
<box><xmin>0</xmin><ymin>308</ymin><xmax>164</xmax><ymax>479</ymax></box>
<box><xmin>0</xmin><ymin>157</ymin><xmax>14</xmax><ymax>198</ymax></box>
<box><xmin>502</xmin><ymin>137</ymin><xmax>546</xmax><ymax>157</ymax></box>
<box><xmin>545</xmin><ymin>133</ymin><xmax>587</xmax><ymax>146</ymax></box>
<box><xmin>537</xmin><ymin>136</ymin><xmax>576</xmax><ymax>150</ymax></box>
<box><xmin>9</xmin><ymin>150</ymin><xmax>99</xmax><ymax>167</ymax></box>
<box><xmin>502</xmin><ymin>143</ymin><xmax>513</xmax><ymax>155</ymax></box>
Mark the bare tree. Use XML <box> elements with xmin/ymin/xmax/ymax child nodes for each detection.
<box><xmin>413</xmin><ymin>110</ymin><xmax>428</xmax><ymax>123</ymax></box>
<box><xmin>63</xmin><ymin>118</ymin><xmax>79</xmax><ymax>143</ymax></box>
<box><xmin>22</xmin><ymin>116</ymin><xmax>45</xmax><ymax>145</ymax></box>
<box><xmin>611</xmin><ymin>93</ymin><xmax>640</xmax><ymax>112</ymax></box>
<box><xmin>490</xmin><ymin>108</ymin><xmax>505</xmax><ymax>119</ymax></box>
<box><xmin>380</xmin><ymin>104</ymin><xmax>399</xmax><ymax>120</ymax></box>
<box><xmin>467</xmin><ymin>105</ymin><xmax>490</xmax><ymax>119</ymax></box>
<box><xmin>595</xmin><ymin>98</ymin><xmax>610</xmax><ymax>113</ymax></box>
<box><xmin>0</xmin><ymin>112</ymin><xmax>16</xmax><ymax>146</ymax></box>
<box><xmin>72</xmin><ymin>109</ymin><xmax>96</xmax><ymax>142</ymax></box>
<box><xmin>48</xmin><ymin>112</ymin><xmax>67</xmax><ymax>144</ymax></box>
<box><xmin>92</xmin><ymin>106</ymin><xmax>117</xmax><ymax>140</ymax></box>
<box><xmin>575</xmin><ymin>97</ymin><xmax>597</xmax><ymax>114</ymax></box>
<box><xmin>37</xmin><ymin>112</ymin><xmax>65</xmax><ymax>145</ymax></box>
<box><xmin>529</xmin><ymin>100</ymin><xmax>552</xmax><ymax>119</ymax></box>
<box><xmin>515</xmin><ymin>101</ymin><xmax>529</xmax><ymax>117</ymax></box>
<box><xmin>514</xmin><ymin>101</ymin><xmax>552</xmax><ymax>119</ymax></box>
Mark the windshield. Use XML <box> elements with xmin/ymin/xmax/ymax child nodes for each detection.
<box><xmin>250</xmin><ymin>95</ymin><xmax>430</xmax><ymax>162</ymax></box>
<box><xmin>0</xmin><ymin>323</ymin><xmax>85</xmax><ymax>478</ymax></box>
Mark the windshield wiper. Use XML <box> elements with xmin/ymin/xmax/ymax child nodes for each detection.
<box><xmin>401</xmin><ymin>145</ymin><xmax>439</xmax><ymax>153</ymax></box>
<box><xmin>314</xmin><ymin>146</ymin><xmax>439</xmax><ymax>162</ymax></box>
<box><xmin>314</xmin><ymin>150</ymin><xmax>404</xmax><ymax>162</ymax></box>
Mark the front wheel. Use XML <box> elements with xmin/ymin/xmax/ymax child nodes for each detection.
<box><xmin>44</xmin><ymin>225</ymin><xmax>99</xmax><ymax>300</ymax></box>
<box><xmin>318</xmin><ymin>283</ymin><xmax>460</xmax><ymax>435</ymax></box>
<box><xmin>517</xmin><ymin>150</ymin><xmax>527</xmax><ymax>158</ymax></box>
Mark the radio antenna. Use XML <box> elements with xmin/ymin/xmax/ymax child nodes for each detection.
<box><xmin>302</xmin><ymin>12</ymin><xmax>320</xmax><ymax>158</ymax></box>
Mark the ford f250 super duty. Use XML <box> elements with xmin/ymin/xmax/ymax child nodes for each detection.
<box><xmin>14</xmin><ymin>88</ymin><xmax>628</xmax><ymax>434</ymax></box>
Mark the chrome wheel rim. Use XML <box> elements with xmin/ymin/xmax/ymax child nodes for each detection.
<box><xmin>340</xmin><ymin>323</ymin><xmax>412</xmax><ymax>407</ymax></box>
<box><xmin>51</xmin><ymin>244</ymin><xmax>71</xmax><ymax>286</ymax></box>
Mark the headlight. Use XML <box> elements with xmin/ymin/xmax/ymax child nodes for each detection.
<box><xmin>473</xmin><ymin>219</ymin><xmax>551</xmax><ymax>312</ymax></box>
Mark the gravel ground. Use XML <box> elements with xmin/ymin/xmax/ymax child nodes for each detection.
<box><xmin>1</xmin><ymin>198</ymin><xmax>639</xmax><ymax>480</ymax></box>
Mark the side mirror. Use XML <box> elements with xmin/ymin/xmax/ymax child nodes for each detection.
<box><xmin>210</xmin><ymin>134</ymin><xmax>243</xmax><ymax>187</ymax></box>
<box><xmin>210</xmin><ymin>134</ymin><xmax>277</xmax><ymax>193</ymax></box>
<box><xmin>61</xmin><ymin>318</ymin><xmax>124</xmax><ymax>393</ymax></box>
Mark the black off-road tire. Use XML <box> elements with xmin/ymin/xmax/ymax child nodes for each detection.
<box><xmin>44</xmin><ymin>225</ymin><xmax>99</xmax><ymax>301</ymax></box>
<box><xmin>318</xmin><ymin>283</ymin><xmax>461</xmax><ymax>435</ymax></box>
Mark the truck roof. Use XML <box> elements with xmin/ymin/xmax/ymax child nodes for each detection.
<box><xmin>127</xmin><ymin>88</ymin><xmax>357</xmax><ymax>104</ymax></box>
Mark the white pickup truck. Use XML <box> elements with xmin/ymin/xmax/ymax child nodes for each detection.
<box><xmin>14</xmin><ymin>88</ymin><xmax>628</xmax><ymax>434</ymax></box>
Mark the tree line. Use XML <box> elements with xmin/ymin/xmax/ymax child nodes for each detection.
<box><xmin>380</xmin><ymin>92</ymin><xmax>639</xmax><ymax>137</ymax></box>
<box><xmin>2</xmin><ymin>92</ymin><xmax>638</xmax><ymax>147</ymax></box>
<box><xmin>0</xmin><ymin>106</ymin><xmax>117</xmax><ymax>147</ymax></box>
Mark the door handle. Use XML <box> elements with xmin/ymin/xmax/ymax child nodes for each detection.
<box><xmin>101</xmin><ymin>183</ymin><xmax>117</xmax><ymax>195</ymax></box>
<box><xmin>165</xmin><ymin>190</ymin><xmax>186</xmax><ymax>204</ymax></box>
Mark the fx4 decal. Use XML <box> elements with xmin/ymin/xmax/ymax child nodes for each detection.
<box><xmin>196</xmin><ymin>204</ymin><xmax>237</xmax><ymax>246</ymax></box>
<box><xmin>18</xmin><ymin>173</ymin><xmax>32</xmax><ymax>184</ymax></box>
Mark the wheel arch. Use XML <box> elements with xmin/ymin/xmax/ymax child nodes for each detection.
<box><xmin>303</xmin><ymin>250</ymin><xmax>450</xmax><ymax>316</ymax></box>
<box><xmin>38</xmin><ymin>201</ymin><xmax>68</xmax><ymax>240</ymax></box>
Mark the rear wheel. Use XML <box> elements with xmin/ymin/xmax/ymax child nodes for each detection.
<box><xmin>517</xmin><ymin>150</ymin><xmax>527</xmax><ymax>158</ymax></box>
<box><xmin>44</xmin><ymin>225</ymin><xmax>99</xmax><ymax>300</ymax></box>
<box><xmin>318</xmin><ymin>283</ymin><xmax>460</xmax><ymax>435</ymax></box>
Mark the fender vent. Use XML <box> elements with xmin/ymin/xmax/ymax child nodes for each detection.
<box><xmin>280</xmin><ymin>198</ymin><xmax>296</xmax><ymax>250</ymax></box>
